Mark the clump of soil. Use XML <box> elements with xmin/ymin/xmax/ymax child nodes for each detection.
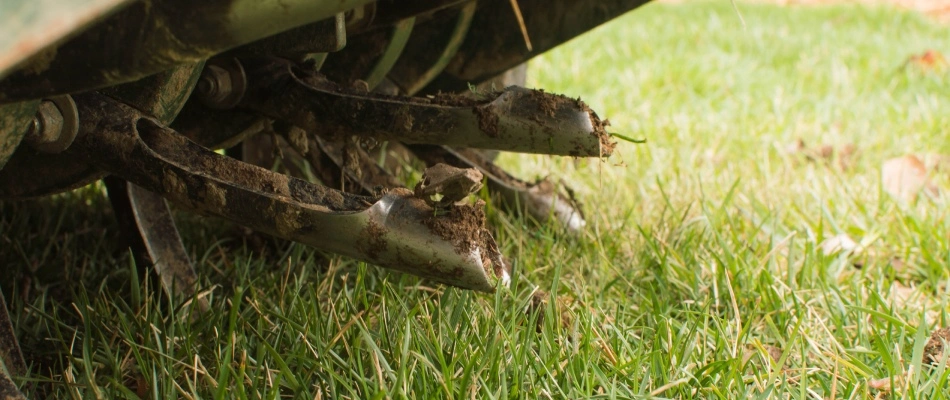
<box><xmin>286</xmin><ymin>177</ymin><xmax>371</xmax><ymax>211</ymax></box>
<box><xmin>423</xmin><ymin>202</ymin><xmax>487</xmax><ymax>253</ymax></box>
<box><xmin>393</xmin><ymin>109</ymin><xmax>414</xmax><ymax>134</ymax></box>
<box><xmin>525</xmin><ymin>90</ymin><xmax>615</xmax><ymax>154</ymax></box>
<box><xmin>414</xmin><ymin>163</ymin><xmax>484</xmax><ymax>206</ymax></box>
<box><xmin>422</xmin><ymin>200</ymin><xmax>502</xmax><ymax>280</ymax></box>
<box><xmin>528</xmin><ymin>89</ymin><xmax>559</xmax><ymax>118</ymax></box>
<box><xmin>924</xmin><ymin>327</ymin><xmax>950</xmax><ymax>365</ymax></box>
<box><xmin>473</xmin><ymin>106</ymin><xmax>500</xmax><ymax>137</ymax></box>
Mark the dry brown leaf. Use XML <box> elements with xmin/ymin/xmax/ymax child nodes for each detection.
<box><xmin>742</xmin><ymin>343</ymin><xmax>785</xmax><ymax>371</ymax></box>
<box><xmin>888</xmin><ymin>282</ymin><xmax>917</xmax><ymax>306</ymax></box>
<box><xmin>784</xmin><ymin>139</ymin><xmax>806</xmax><ymax>155</ymax></box>
<box><xmin>921</xmin><ymin>153</ymin><xmax>950</xmax><ymax>172</ymax></box>
<box><xmin>837</xmin><ymin>143</ymin><xmax>857</xmax><ymax>170</ymax></box>
<box><xmin>904</xmin><ymin>50</ymin><xmax>948</xmax><ymax>72</ymax></box>
<box><xmin>924</xmin><ymin>327</ymin><xmax>950</xmax><ymax>365</ymax></box>
<box><xmin>868</xmin><ymin>376</ymin><xmax>895</xmax><ymax>391</ymax></box>
<box><xmin>881</xmin><ymin>155</ymin><xmax>936</xmax><ymax>202</ymax></box>
<box><xmin>783</xmin><ymin>139</ymin><xmax>858</xmax><ymax>170</ymax></box>
<box><xmin>889</xmin><ymin>257</ymin><xmax>907</xmax><ymax>271</ymax></box>
<box><xmin>868</xmin><ymin>368</ymin><xmax>912</xmax><ymax>393</ymax></box>
<box><xmin>819</xmin><ymin>234</ymin><xmax>858</xmax><ymax>255</ymax></box>
<box><xmin>764</xmin><ymin>345</ymin><xmax>783</xmax><ymax>363</ymax></box>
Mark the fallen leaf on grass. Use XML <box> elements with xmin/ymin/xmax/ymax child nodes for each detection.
<box><xmin>889</xmin><ymin>282</ymin><xmax>917</xmax><ymax>306</ymax></box>
<box><xmin>921</xmin><ymin>153</ymin><xmax>950</xmax><ymax>172</ymax></box>
<box><xmin>837</xmin><ymin>143</ymin><xmax>857</xmax><ymax>171</ymax></box>
<box><xmin>784</xmin><ymin>139</ymin><xmax>806</xmax><ymax>155</ymax></box>
<box><xmin>924</xmin><ymin>327</ymin><xmax>950</xmax><ymax>365</ymax></box>
<box><xmin>523</xmin><ymin>290</ymin><xmax>584</xmax><ymax>332</ymax></box>
<box><xmin>868</xmin><ymin>368</ymin><xmax>913</xmax><ymax>395</ymax></box>
<box><xmin>742</xmin><ymin>343</ymin><xmax>785</xmax><ymax>373</ymax></box>
<box><xmin>888</xmin><ymin>257</ymin><xmax>906</xmax><ymax>271</ymax></box>
<box><xmin>903</xmin><ymin>50</ymin><xmax>948</xmax><ymax>72</ymax></box>
<box><xmin>868</xmin><ymin>375</ymin><xmax>898</xmax><ymax>391</ymax></box>
<box><xmin>881</xmin><ymin>155</ymin><xmax>937</xmax><ymax>202</ymax></box>
<box><xmin>819</xmin><ymin>234</ymin><xmax>858</xmax><ymax>256</ymax></box>
<box><xmin>783</xmin><ymin>139</ymin><xmax>857</xmax><ymax>170</ymax></box>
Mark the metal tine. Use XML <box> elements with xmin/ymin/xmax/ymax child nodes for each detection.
<box><xmin>104</xmin><ymin>177</ymin><xmax>209</xmax><ymax>313</ymax></box>
<box><xmin>273</xmin><ymin>122</ymin><xmax>402</xmax><ymax>195</ymax></box>
<box><xmin>67</xmin><ymin>93</ymin><xmax>508</xmax><ymax>292</ymax></box>
<box><xmin>235</xmin><ymin>58</ymin><xmax>614</xmax><ymax>157</ymax></box>
<box><xmin>408</xmin><ymin>144</ymin><xmax>586</xmax><ymax>234</ymax></box>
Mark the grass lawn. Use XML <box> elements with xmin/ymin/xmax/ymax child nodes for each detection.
<box><xmin>4</xmin><ymin>1</ymin><xmax>950</xmax><ymax>398</ymax></box>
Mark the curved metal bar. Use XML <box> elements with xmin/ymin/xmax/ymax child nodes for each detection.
<box><xmin>67</xmin><ymin>93</ymin><xmax>507</xmax><ymax>292</ymax></box>
<box><xmin>364</xmin><ymin>18</ymin><xmax>416</xmax><ymax>91</ymax></box>
<box><xmin>238</xmin><ymin>59</ymin><xmax>613</xmax><ymax>157</ymax></box>
<box><xmin>0</xmin><ymin>63</ymin><xmax>204</xmax><ymax>200</ymax></box>
<box><xmin>104</xmin><ymin>177</ymin><xmax>209</xmax><ymax>312</ymax></box>
<box><xmin>281</xmin><ymin>129</ymin><xmax>403</xmax><ymax>194</ymax></box>
<box><xmin>423</xmin><ymin>0</ymin><xmax>652</xmax><ymax>93</ymax></box>
<box><xmin>401</xmin><ymin>2</ymin><xmax>477</xmax><ymax>96</ymax></box>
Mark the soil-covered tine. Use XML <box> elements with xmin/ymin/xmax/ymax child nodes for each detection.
<box><xmin>274</xmin><ymin>122</ymin><xmax>403</xmax><ymax>195</ymax></box>
<box><xmin>104</xmin><ymin>177</ymin><xmax>209</xmax><ymax>313</ymax></box>
<box><xmin>234</xmin><ymin>58</ymin><xmax>615</xmax><ymax>157</ymax></box>
<box><xmin>66</xmin><ymin>93</ymin><xmax>508</xmax><ymax>292</ymax></box>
